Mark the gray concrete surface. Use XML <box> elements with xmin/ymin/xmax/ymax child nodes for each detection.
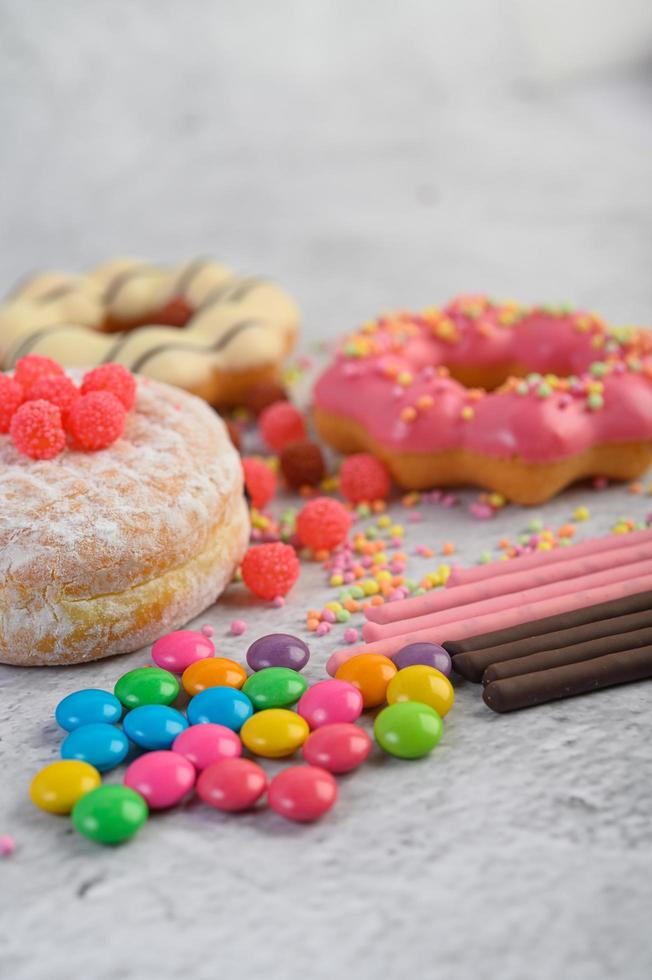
<box><xmin>1</xmin><ymin>3</ymin><xmax>652</xmax><ymax>979</ymax></box>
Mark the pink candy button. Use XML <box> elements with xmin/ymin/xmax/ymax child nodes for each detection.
<box><xmin>296</xmin><ymin>679</ymin><xmax>363</xmax><ymax>730</ymax></box>
<box><xmin>172</xmin><ymin>723</ymin><xmax>242</xmax><ymax>771</ymax></box>
<box><xmin>151</xmin><ymin>630</ymin><xmax>214</xmax><ymax>674</ymax></box>
<box><xmin>302</xmin><ymin>722</ymin><xmax>372</xmax><ymax>774</ymax></box>
<box><xmin>268</xmin><ymin>765</ymin><xmax>337</xmax><ymax>822</ymax></box>
<box><xmin>197</xmin><ymin>758</ymin><xmax>267</xmax><ymax>812</ymax></box>
<box><xmin>124</xmin><ymin>750</ymin><xmax>195</xmax><ymax>810</ymax></box>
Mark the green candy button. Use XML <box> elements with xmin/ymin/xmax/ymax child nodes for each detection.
<box><xmin>114</xmin><ymin>667</ymin><xmax>179</xmax><ymax>709</ymax></box>
<box><xmin>242</xmin><ymin>667</ymin><xmax>307</xmax><ymax>710</ymax></box>
<box><xmin>72</xmin><ymin>785</ymin><xmax>148</xmax><ymax>845</ymax></box>
<box><xmin>374</xmin><ymin>701</ymin><xmax>443</xmax><ymax>759</ymax></box>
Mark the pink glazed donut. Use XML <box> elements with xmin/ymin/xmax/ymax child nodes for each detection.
<box><xmin>313</xmin><ymin>296</ymin><xmax>652</xmax><ymax>504</ymax></box>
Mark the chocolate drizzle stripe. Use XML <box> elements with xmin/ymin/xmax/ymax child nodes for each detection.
<box><xmin>172</xmin><ymin>257</ymin><xmax>213</xmax><ymax>297</ymax></box>
<box><xmin>33</xmin><ymin>283</ymin><xmax>80</xmax><ymax>303</ymax></box>
<box><xmin>7</xmin><ymin>325</ymin><xmax>82</xmax><ymax>368</ymax></box>
<box><xmin>103</xmin><ymin>263</ymin><xmax>155</xmax><ymax>305</ymax></box>
<box><xmin>229</xmin><ymin>276</ymin><xmax>267</xmax><ymax>302</ymax></box>
<box><xmin>195</xmin><ymin>276</ymin><xmax>242</xmax><ymax>313</ymax></box>
<box><xmin>128</xmin><ymin>319</ymin><xmax>261</xmax><ymax>374</ymax></box>
<box><xmin>100</xmin><ymin>332</ymin><xmax>135</xmax><ymax>364</ymax></box>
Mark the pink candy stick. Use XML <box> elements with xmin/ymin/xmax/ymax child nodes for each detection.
<box><xmin>365</xmin><ymin>538</ymin><xmax>652</xmax><ymax>626</ymax></box>
<box><xmin>444</xmin><ymin>526</ymin><xmax>652</xmax><ymax>589</ymax></box>
<box><xmin>363</xmin><ymin>555</ymin><xmax>652</xmax><ymax>642</ymax></box>
<box><xmin>326</xmin><ymin>572</ymin><xmax>652</xmax><ymax>675</ymax></box>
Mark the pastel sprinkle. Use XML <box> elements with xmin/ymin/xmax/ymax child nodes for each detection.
<box><xmin>0</xmin><ymin>836</ymin><xmax>15</xmax><ymax>856</ymax></box>
<box><xmin>230</xmin><ymin>619</ymin><xmax>247</xmax><ymax>636</ymax></box>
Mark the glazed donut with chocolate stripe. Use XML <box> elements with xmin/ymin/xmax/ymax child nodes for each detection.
<box><xmin>0</xmin><ymin>258</ymin><xmax>299</xmax><ymax>408</ymax></box>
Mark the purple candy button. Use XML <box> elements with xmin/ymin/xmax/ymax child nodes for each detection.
<box><xmin>246</xmin><ymin>633</ymin><xmax>310</xmax><ymax>672</ymax></box>
<box><xmin>392</xmin><ymin>641</ymin><xmax>452</xmax><ymax>676</ymax></box>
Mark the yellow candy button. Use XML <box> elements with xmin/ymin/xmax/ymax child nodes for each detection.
<box><xmin>29</xmin><ymin>760</ymin><xmax>101</xmax><ymax>814</ymax></box>
<box><xmin>240</xmin><ymin>709</ymin><xmax>309</xmax><ymax>759</ymax></box>
<box><xmin>386</xmin><ymin>665</ymin><xmax>455</xmax><ymax>718</ymax></box>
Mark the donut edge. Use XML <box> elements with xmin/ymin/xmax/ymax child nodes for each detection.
<box><xmin>313</xmin><ymin>405</ymin><xmax>652</xmax><ymax>505</ymax></box>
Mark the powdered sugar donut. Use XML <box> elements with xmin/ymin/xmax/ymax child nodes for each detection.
<box><xmin>0</xmin><ymin>257</ymin><xmax>299</xmax><ymax>409</ymax></box>
<box><xmin>313</xmin><ymin>296</ymin><xmax>652</xmax><ymax>504</ymax></box>
<box><xmin>0</xmin><ymin>373</ymin><xmax>249</xmax><ymax>666</ymax></box>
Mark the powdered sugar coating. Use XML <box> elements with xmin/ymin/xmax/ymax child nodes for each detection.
<box><xmin>0</xmin><ymin>372</ymin><xmax>249</xmax><ymax>665</ymax></box>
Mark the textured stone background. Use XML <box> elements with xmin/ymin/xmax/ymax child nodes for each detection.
<box><xmin>1</xmin><ymin>3</ymin><xmax>652</xmax><ymax>978</ymax></box>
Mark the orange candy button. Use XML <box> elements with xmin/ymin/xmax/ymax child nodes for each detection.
<box><xmin>182</xmin><ymin>657</ymin><xmax>248</xmax><ymax>696</ymax></box>
<box><xmin>335</xmin><ymin>653</ymin><xmax>397</xmax><ymax>709</ymax></box>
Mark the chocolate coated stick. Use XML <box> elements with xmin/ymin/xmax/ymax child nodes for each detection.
<box><xmin>482</xmin><ymin>624</ymin><xmax>652</xmax><ymax>684</ymax></box>
<box><xmin>444</xmin><ymin>589</ymin><xmax>652</xmax><ymax>657</ymax></box>
<box><xmin>483</xmin><ymin>644</ymin><xmax>652</xmax><ymax>713</ymax></box>
<box><xmin>452</xmin><ymin>604</ymin><xmax>652</xmax><ymax>683</ymax></box>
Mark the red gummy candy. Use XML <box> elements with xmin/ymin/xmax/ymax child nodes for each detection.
<box><xmin>14</xmin><ymin>355</ymin><xmax>64</xmax><ymax>393</ymax></box>
<box><xmin>259</xmin><ymin>401</ymin><xmax>306</xmax><ymax>451</ymax></box>
<box><xmin>0</xmin><ymin>375</ymin><xmax>24</xmax><ymax>433</ymax></box>
<box><xmin>81</xmin><ymin>364</ymin><xmax>136</xmax><ymax>410</ymax></box>
<box><xmin>242</xmin><ymin>457</ymin><xmax>277</xmax><ymax>509</ymax></box>
<box><xmin>9</xmin><ymin>399</ymin><xmax>66</xmax><ymax>460</ymax></box>
<box><xmin>241</xmin><ymin>543</ymin><xmax>300</xmax><ymax>600</ymax></box>
<box><xmin>67</xmin><ymin>391</ymin><xmax>127</xmax><ymax>451</ymax></box>
<box><xmin>28</xmin><ymin>375</ymin><xmax>80</xmax><ymax>423</ymax></box>
<box><xmin>296</xmin><ymin>497</ymin><xmax>351</xmax><ymax>552</ymax></box>
<box><xmin>339</xmin><ymin>453</ymin><xmax>391</xmax><ymax>503</ymax></box>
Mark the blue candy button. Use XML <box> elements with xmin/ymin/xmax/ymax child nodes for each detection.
<box><xmin>55</xmin><ymin>689</ymin><xmax>122</xmax><ymax>732</ymax></box>
<box><xmin>61</xmin><ymin>723</ymin><xmax>130</xmax><ymax>772</ymax></box>
<box><xmin>187</xmin><ymin>686</ymin><xmax>253</xmax><ymax>732</ymax></box>
<box><xmin>122</xmin><ymin>705</ymin><xmax>188</xmax><ymax>750</ymax></box>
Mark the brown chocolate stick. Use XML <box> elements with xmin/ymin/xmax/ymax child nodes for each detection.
<box><xmin>483</xmin><ymin>644</ymin><xmax>652</xmax><ymax>713</ymax></box>
<box><xmin>453</xmin><ymin>606</ymin><xmax>652</xmax><ymax>683</ymax></box>
<box><xmin>482</xmin><ymin>624</ymin><xmax>652</xmax><ymax>684</ymax></box>
<box><xmin>444</xmin><ymin>589</ymin><xmax>652</xmax><ymax>657</ymax></box>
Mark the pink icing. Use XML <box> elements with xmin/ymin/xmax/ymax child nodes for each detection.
<box><xmin>313</xmin><ymin>298</ymin><xmax>652</xmax><ymax>463</ymax></box>
<box><xmin>364</xmin><ymin>532</ymin><xmax>652</xmax><ymax>626</ymax></box>
<box><xmin>325</xmin><ymin>573</ymin><xmax>652</xmax><ymax>675</ymax></box>
<box><xmin>362</xmin><ymin>554</ymin><xmax>652</xmax><ymax>642</ymax></box>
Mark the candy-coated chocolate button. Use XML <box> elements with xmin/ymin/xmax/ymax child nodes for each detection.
<box><xmin>114</xmin><ymin>667</ymin><xmax>179</xmax><ymax>709</ymax></box>
<box><xmin>186</xmin><ymin>687</ymin><xmax>253</xmax><ymax>732</ymax></box>
<box><xmin>268</xmin><ymin>765</ymin><xmax>337</xmax><ymax>822</ymax></box>
<box><xmin>387</xmin><ymin>665</ymin><xmax>455</xmax><ymax>717</ymax></box>
<box><xmin>30</xmin><ymin>760</ymin><xmax>101</xmax><ymax>815</ymax></box>
<box><xmin>182</xmin><ymin>657</ymin><xmax>247</xmax><ymax>696</ymax></box>
<box><xmin>151</xmin><ymin>629</ymin><xmax>214</xmax><ymax>674</ymax></box>
<box><xmin>246</xmin><ymin>633</ymin><xmax>310</xmax><ymax>672</ymax></box>
<box><xmin>122</xmin><ymin>704</ymin><xmax>188</xmax><ymax>749</ymax></box>
<box><xmin>335</xmin><ymin>653</ymin><xmax>397</xmax><ymax>708</ymax></box>
<box><xmin>374</xmin><ymin>701</ymin><xmax>443</xmax><ymax>759</ymax></box>
<box><xmin>55</xmin><ymin>689</ymin><xmax>122</xmax><ymax>731</ymax></box>
<box><xmin>72</xmin><ymin>785</ymin><xmax>148</xmax><ymax>845</ymax></box>
<box><xmin>61</xmin><ymin>723</ymin><xmax>130</xmax><ymax>772</ymax></box>
<box><xmin>172</xmin><ymin>723</ymin><xmax>242</xmax><ymax>770</ymax></box>
<box><xmin>240</xmin><ymin>709</ymin><xmax>309</xmax><ymax>758</ymax></box>
<box><xmin>124</xmin><ymin>751</ymin><xmax>195</xmax><ymax>810</ymax></box>
<box><xmin>242</xmin><ymin>667</ymin><xmax>307</xmax><ymax>710</ymax></box>
<box><xmin>297</xmin><ymin>679</ymin><xmax>363</xmax><ymax>729</ymax></box>
<box><xmin>302</xmin><ymin>723</ymin><xmax>372</xmax><ymax>773</ymax></box>
<box><xmin>392</xmin><ymin>642</ymin><xmax>452</xmax><ymax>677</ymax></box>
<box><xmin>197</xmin><ymin>758</ymin><xmax>267</xmax><ymax>812</ymax></box>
